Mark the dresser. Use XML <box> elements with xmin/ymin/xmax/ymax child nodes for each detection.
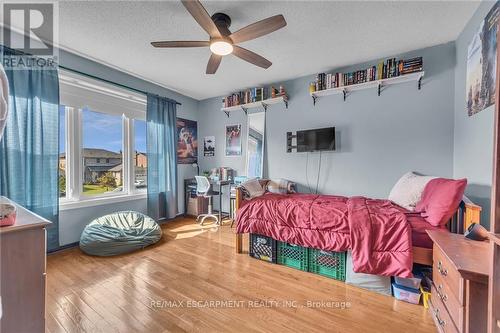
<box><xmin>0</xmin><ymin>197</ymin><xmax>50</xmax><ymax>333</ymax></box>
<box><xmin>427</xmin><ymin>230</ymin><xmax>490</xmax><ymax>333</ymax></box>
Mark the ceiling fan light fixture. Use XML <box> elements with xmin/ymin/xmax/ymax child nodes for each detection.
<box><xmin>210</xmin><ymin>40</ymin><xmax>233</xmax><ymax>56</ymax></box>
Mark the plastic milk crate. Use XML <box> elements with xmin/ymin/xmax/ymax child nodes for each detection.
<box><xmin>277</xmin><ymin>241</ymin><xmax>309</xmax><ymax>271</ymax></box>
<box><xmin>249</xmin><ymin>234</ymin><xmax>277</xmax><ymax>263</ymax></box>
<box><xmin>308</xmin><ymin>249</ymin><xmax>346</xmax><ymax>281</ymax></box>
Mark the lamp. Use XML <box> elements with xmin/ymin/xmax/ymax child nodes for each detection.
<box><xmin>191</xmin><ymin>162</ymin><xmax>199</xmax><ymax>176</ymax></box>
<box><xmin>209</xmin><ymin>39</ymin><xmax>233</xmax><ymax>56</ymax></box>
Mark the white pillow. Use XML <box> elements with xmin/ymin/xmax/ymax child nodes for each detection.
<box><xmin>388</xmin><ymin>172</ymin><xmax>436</xmax><ymax>211</ymax></box>
<box><xmin>240</xmin><ymin>178</ymin><xmax>265</xmax><ymax>199</ymax></box>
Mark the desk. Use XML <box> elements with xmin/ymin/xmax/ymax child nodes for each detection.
<box><xmin>184</xmin><ymin>178</ymin><xmax>233</xmax><ymax>223</ymax></box>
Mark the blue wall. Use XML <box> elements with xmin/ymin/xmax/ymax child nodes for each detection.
<box><xmin>198</xmin><ymin>42</ymin><xmax>457</xmax><ymax>202</ymax></box>
<box><xmin>453</xmin><ymin>0</ymin><xmax>496</xmax><ymax>229</ymax></box>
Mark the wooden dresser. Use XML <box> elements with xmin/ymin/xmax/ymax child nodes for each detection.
<box><xmin>427</xmin><ymin>230</ymin><xmax>490</xmax><ymax>333</ymax></box>
<box><xmin>0</xmin><ymin>197</ymin><xmax>50</xmax><ymax>333</ymax></box>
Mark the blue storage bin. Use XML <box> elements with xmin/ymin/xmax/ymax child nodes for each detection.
<box><xmin>392</xmin><ymin>283</ymin><xmax>421</xmax><ymax>305</ymax></box>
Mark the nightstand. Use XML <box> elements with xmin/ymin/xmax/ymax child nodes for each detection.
<box><xmin>427</xmin><ymin>230</ymin><xmax>490</xmax><ymax>333</ymax></box>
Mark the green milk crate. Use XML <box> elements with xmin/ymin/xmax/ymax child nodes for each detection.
<box><xmin>277</xmin><ymin>241</ymin><xmax>309</xmax><ymax>271</ymax></box>
<box><xmin>308</xmin><ymin>249</ymin><xmax>346</xmax><ymax>281</ymax></box>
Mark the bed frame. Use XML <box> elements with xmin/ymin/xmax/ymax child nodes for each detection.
<box><xmin>233</xmin><ymin>185</ymin><xmax>482</xmax><ymax>266</ymax></box>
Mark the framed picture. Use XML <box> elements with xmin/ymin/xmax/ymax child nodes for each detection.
<box><xmin>225</xmin><ymin>124</ymin><xmax>242</xmax><ymax>156</ymax></box>
<box><xmin>176</xmin><ymin>117</ymin><xmax>198</xmax><ymax>164</ymax></box>
<box><xmin>204</xmin><ymin>136</ymin><xmax>215</xmax><ymax>157</ymax></box>
<box><xmin>466</xmin><ymin>1</ymin><xmax>499</xmax><ymax>116</ymax></box>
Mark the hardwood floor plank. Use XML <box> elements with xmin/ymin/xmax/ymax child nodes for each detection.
<box><xmin>46</xmin><ymin>217</ymin><xmax>435</xmax><ymax>333</ymax></box>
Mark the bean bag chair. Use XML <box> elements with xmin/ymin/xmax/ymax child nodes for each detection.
<box><xmin>80</xmin><ymin>211</ymin><xmax>162</xmax><ymax>256</ymax></box>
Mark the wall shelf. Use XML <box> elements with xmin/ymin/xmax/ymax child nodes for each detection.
<box><xmin>221</xmin><ymin>95</ymin><xmax>288</xmax><ymax>117</ymax></box>
<box><xmin>310</xmin><ymin>71</ymin><xmax>424</xmax><ymax>105</ymax></box>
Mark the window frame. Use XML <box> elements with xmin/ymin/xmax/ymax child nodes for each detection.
<box><xmin>59</xmin><ymin>70</ymin><xmax>148</xmax><ymax>210</ymax></box>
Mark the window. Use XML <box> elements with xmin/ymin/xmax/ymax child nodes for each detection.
<box><xmin>59</xmin><ymin>105</ymin><xmax>67</xmax><ymax>198</ymax></box>
<box><xmin>58</xmin><ymin>69</ymin><xmax>147</xmax><ymax>207</ymax></box>
<box><xmin>81</xmin><ymin>108</ymin><xmax>124</xmax><ymax>197</ymax></box>
<box><xmin>134</xmin><ymin>119</ymin><xmax>147</xmax><ymax>190</ymax></box>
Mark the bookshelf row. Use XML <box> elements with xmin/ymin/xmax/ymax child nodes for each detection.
<box><xmin>310</xmin><ymin>71</ymin><xmax>424</xmax><ymax>105</ymax></box>
<box><xmin>220</xmin><ymin>57</ymin><xmax>424</xmax><ymax>115</ymax></box>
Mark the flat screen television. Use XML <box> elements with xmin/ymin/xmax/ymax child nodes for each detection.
<box><xmin>296</xmin><ymin>127</ymin><xmax>335</xmax><ymax>152</ymax></box>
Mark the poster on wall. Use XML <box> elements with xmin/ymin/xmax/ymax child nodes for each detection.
<box><xmin>466</xmin><ymin>1</ymin><xmax>500</xmax><ymax>116</ymax></box>
<box><xmin>225</xmin><ymin>124</ymin><xmax>242</xmax><ymax>156</ymax></box>
<box><xmin>204</xmin><ymin>136</ymin><xmax>215</xmax><ymax>157</ymax></box>
<box><xmin>176</xmin><ymin>117</ymin><xmax>198</xmax><ymax>164</ymax></box>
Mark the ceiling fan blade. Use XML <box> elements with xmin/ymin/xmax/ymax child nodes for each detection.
<box><xmin>232</xmin><ymin>46</ymin><xmax>272</xmax><ymax>69</ymax></box>
<box><xmin>151</xmin><ymin>41</ymin><xmax>209</xmax><ymax>48</ymax></box>
<box><xmin>181</xmin><ymin>0</ymin><xmax>222</xmax><ymax>38</ymax></box>
<box><xmin>229</xmin><ymin>14</ymin><xmax>286</xmax><ymax>44</ymax></box>
<box><xmin>206</xmin><ymin>53</ymin><xmax>222</xmax><ymax>74</ymax></box>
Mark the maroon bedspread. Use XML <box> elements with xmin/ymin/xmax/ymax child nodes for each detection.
<box><xmin>236</xmin><ymin>193</ymin><xmax>413</xmax><ymax>277</ymax></box>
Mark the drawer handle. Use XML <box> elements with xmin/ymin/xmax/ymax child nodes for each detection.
<box><xmin>437</xmin><ymin>284</ymin><xmax>448</xmax><ymax>302</ymax></box>
<box><xmin>434</xmin><ymin>308</ymin><xmax>446</xmax><ymax>327</ymax></box>
<box><xmin>437</xmin><ymin>261</ymin><xmax>448</xmax><ymax>277</ymax></box>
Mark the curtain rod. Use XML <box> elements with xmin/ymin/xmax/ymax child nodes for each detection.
<box><xmin>58</xmin><ymin>65</ymin><xmax>182</xmax><ymax>106</ymax></box>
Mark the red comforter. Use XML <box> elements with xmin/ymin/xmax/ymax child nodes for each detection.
<box><xmin>236</xmin><ymin>193</ymin><xmax>413</xmax><ymax>277</ymax></box>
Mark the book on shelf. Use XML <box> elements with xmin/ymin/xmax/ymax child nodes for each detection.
<box><xmin>311</xmin><ymin>56</ymin><xmax>423</xmax><ymax>92</ymax></box>
<box><xmin>222</xmin><ymin>85</ymin><xmax>287</xmax><ymax>108</ymax></box>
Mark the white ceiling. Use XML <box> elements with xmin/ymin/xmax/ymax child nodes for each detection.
<box><xmin>56</xmin><ymin>1</ymin><xmax>480</xmax><ymax>100</ymax></box>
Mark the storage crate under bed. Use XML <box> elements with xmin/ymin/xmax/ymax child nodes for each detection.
<box><xmin>277</xmin><ymin>241</ymin><xmax>309</xmax><ymax>271</ymax></box>
<box><xmin>249</xmin><ymin>233</ymin><xmax>277</xmax><ymax>263</ymax></box>
<box><xmin>308</xmin><ymin>248</ymin><xmax>346</xmax><ymax>281</ymax></box>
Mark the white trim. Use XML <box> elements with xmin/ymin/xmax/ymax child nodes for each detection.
<box><xmin>59</xmin><ymin>193</ymin><xmax>147</xmax><ymax>211</ymax></box>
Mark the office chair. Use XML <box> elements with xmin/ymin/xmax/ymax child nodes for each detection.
<box><xmin>195</xmin><ymin>176</ymin><xmax>219</xmax><ymax>226</ymax></box>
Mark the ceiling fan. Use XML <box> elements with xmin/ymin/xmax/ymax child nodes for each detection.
<box><xmin>151</xmin><ymin>0</ymin><xmax>287</xmax><ymax>74</ymax></box>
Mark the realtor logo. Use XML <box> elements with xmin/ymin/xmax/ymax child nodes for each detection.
<box><xmin>1</xmin><ymin>2</ymin><xmax>58</xmax><ymax>69</ymax></box>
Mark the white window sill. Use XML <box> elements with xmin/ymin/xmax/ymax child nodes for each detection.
<box><xmin>59</xmin><ymin>192</ymin><xmax>147</xmax><ymax>211</ymax></box>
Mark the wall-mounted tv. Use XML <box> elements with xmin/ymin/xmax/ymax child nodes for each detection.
<box><xmin>296</xmin><ymin>127</ymin><xmax>335</xmax><ymax>152</ymax></box>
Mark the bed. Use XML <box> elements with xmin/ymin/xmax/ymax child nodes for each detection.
<box><xmin>233</xmin><ymin>181</ymin><xmax>481</xmax><ymax>272</ymax></box>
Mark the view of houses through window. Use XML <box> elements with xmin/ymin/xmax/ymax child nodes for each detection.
<box><xmin>59</xmin><ymin>106</ymin><xmax>67</xmax><ymax>198</ymax></box>
<box><xmin>58</xmin><ymin>107</ymin><xmax>148</xmax><ymax>200</ymax></box>
<box><xmin>82</xmin><ymin>109</ymin><xmax>124</xmax><ymax>196</ymax></box>
<box><xmin>134</xmin><ymin>119</ymin><xmax>147</xmax><ymax>190</ymax></box>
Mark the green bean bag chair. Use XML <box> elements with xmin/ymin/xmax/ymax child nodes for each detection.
<box><xmin>80</xmin><ymin>211</ymin><xmax>162</xmax><ymax>256</ymax></box>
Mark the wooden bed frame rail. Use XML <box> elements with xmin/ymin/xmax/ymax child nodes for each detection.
<box><xmin>234</xmin><ymin>184</ymin><xmax>482</xmax><ymax>266</ymax></box>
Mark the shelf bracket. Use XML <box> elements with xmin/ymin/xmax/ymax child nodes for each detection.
<box><xmin>261</xmin><ymin>102</ymin><xmax>268</xmax><ymax>112</ymax></box>
<box><xmin>418</xmin><ymin>76</ymin><xmax>422</xmax><ymax>90</ymax></box>
<box><xmin>378</xmin><ymin>83</ymin><xmax>382</xmax><ymax>96</ymax></box>
<box><xmin>343</xmin><ymin>89</ymin><xmax>347</xmax><ymax>102</ymax></box>
<box><xmin>241</xmin><ymin>106</ymin><xmax>248</xmax><ymax>115</ymax></box>
<box><xmin>312</xmin><ymin>95</ymin><xmax>317</xmax><ymax>106</ymax></box>
<box><xmin>224</xmin><ymin>111</ymin><xmax>230</xmax><ymax>118</ymax></box>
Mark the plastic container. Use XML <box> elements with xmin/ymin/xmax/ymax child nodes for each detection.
<box><xmin>249</xmin><ymin>234</ymin><xmax>277</xmax><ymax>263</ymax></box>
<box><xmin>394</xmin><ymin>276</ymin><xmax>422</xmax><ymax>290</ymax></box>
<box><xmin>420</xmin><ymin>285</ymin><xmax>431</xmax><ymax>309</ymax></box>
<box><xmin>277</xmin><ymin>242</ymin><xmax>308</xmax><ymax>271</ymax></box>
<box><xmin>392</xmin><ymin>283</ymin><xmax>422</xmax><ymax>304</ymax></box>
<box><xmin>308</xmin><ymin>249</ymin><xmax>346</xmax><ymax>281</ymax></box>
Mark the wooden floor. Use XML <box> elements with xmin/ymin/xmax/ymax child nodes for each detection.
<box><xmin>46</xmin><ymin>217</ymin><xmax>436</xmax><ymax>333</ymax></box>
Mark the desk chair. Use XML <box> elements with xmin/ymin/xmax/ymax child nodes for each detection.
<box><xmin>195</xmin><ymin>176</ymin><xmax>219</xmax><ymax>226</ymax></box>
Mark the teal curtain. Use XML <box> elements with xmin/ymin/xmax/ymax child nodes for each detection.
<box><xmin>0</xmin><ymin>48</ymin><xmax>60</xmax><ymax>251</ymax></box>
<box><xmin>146</xmin><ymin>94</ymin><xmax>177</xmax><ymax>221</ymax></box>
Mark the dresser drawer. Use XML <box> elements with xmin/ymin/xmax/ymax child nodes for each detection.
<box><xmin>433</xmin><ymin>244</ymin><xmax>464</xmax><ymax>304</ymax></box>
<box><xmin>430</xmin><ymin>290</ymin><xmax>459</xmax><ymax>333</ymax></box>
<box><xmin>431</xmin><ymin>282</ymin><xmax>463</xmax><ymax>331</ymax></box>
<box><xmin>433</xmin><ymin>273</ymin><xmax>464</xmax><ymax>329</ymax></box>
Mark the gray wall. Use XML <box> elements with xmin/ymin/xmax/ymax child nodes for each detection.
<box><xmin>453</xmin><ymin>1</ymin><xmax>496</xmax><ymax>229</ymax></box>
<box><xmin>58</xmin><ymin>49</ymin><xmax>199</xmax><ymax>245</ymax></box>
<box><xmin>198</xmin><ymin>43</ymin><xmax>457</xmax><ymax>201</ymax></box>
